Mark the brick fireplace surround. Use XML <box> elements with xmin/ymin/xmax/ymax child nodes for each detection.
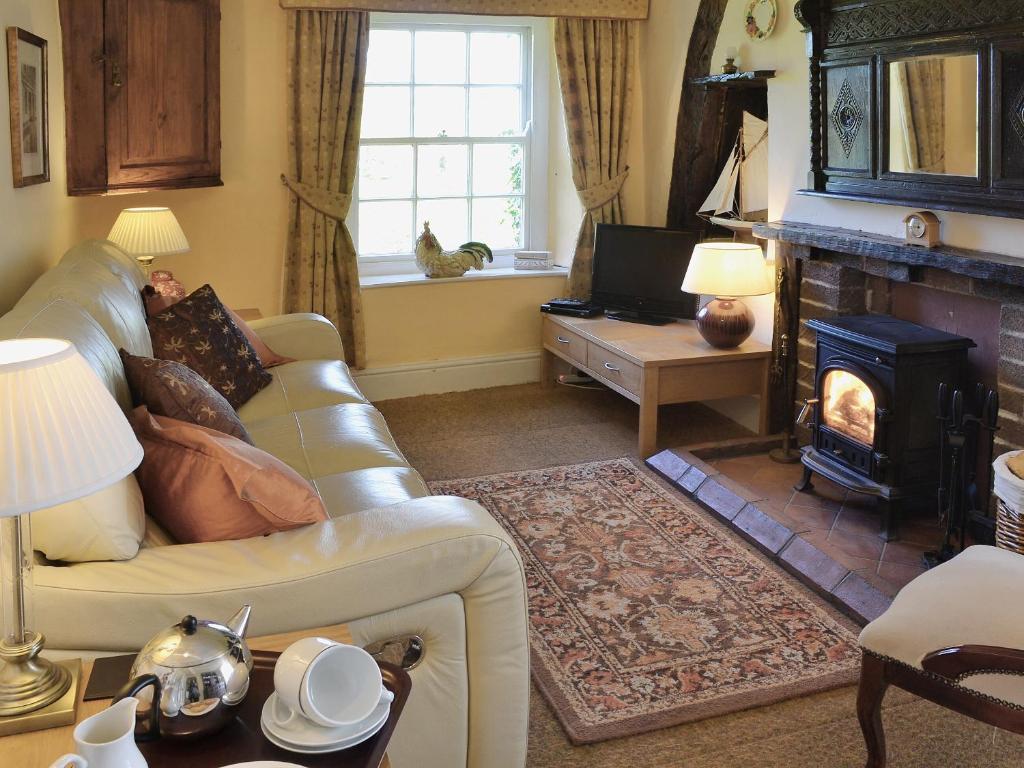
<box><xmin>648</xmin><ymin>221</ymin><xmax>1024</xmax><ymax>624</ymax></box>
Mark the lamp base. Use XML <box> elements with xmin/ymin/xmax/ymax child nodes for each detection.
<box><xmin>695</xmin><ymin>297</ymin><xmax>755</xmax><ymax>348</ymax></box>
<box><xmin>0</xmin><ymin>631</ymin><xmax>72</xmax><ymax>717</ymax></box>
<box><xmin>0</xmin><ymin>655</ymin><xmax>79</xmax><ymax>736</ymax></box>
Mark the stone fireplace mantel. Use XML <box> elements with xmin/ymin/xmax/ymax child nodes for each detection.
<box><xmin>753</xmin><ymin>221</ymin><xmax>1024</xmax><ymax>291</ymax></box>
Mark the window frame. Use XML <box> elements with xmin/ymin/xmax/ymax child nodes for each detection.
<box><xmin>351</xmin><ymin>13</ymin><xmax>550</xmax><ymax>277</ymax></box>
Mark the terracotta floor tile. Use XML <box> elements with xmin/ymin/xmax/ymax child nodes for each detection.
<box><xmin>881</xmin><ymin>540</ymin><xmax>930</xmax><ymax>566</ymax></box>
<box><xmin>877</xmin><ymin>560</ymin><xmax>928</xmax><ymax>590</ymax></box>
<box><xmin>857</xmin><ymin>569</ymin><xmax>901</xmax><ymax>599</ymax></box>
<box><xmin>825</xmin><ymin>527</ymin><xmax>885</xmax><ymax>561</ymax></box>
<box><xmin>833</xmin><ymin>506</ymin><xmax>885</xmax><ymax>538</ymax></box>
<box><xmin>779</xmin><ymin>503</ymin><xmax>838</xmax><ymax>533</ymax></box>
<box><xmin>802</xmin><ymin>530</ymin><xmax>880</xmax><ymax>573</ymax></box>
<box><xmin>790</xmin><ymin>489</ymin><xmax>845</xmax><ymax>513</ymax></box>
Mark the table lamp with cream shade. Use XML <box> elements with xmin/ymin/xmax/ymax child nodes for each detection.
<box><xmin>0</xmin><ymin>338</ymin><xmax>143</xmax><ymax>735</ymax></box>
<box><xmin>681</xmin><ymin>242</ymin><xmax>775</xmax><ymax>348</ymax></box>
<box><xmin>107</xmin><ymin>206</ymin><xmax>190</xmax><ymax>274</ymax></box>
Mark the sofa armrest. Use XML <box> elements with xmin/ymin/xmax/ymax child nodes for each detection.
<box><xmin>247</xmin><ymin>313</ymin><xmax>344</xmax><ymax>361</ymax></box>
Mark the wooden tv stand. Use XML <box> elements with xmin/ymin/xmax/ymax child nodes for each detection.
<box><xmin>541</xmin><ymin>313</ymin><xmax>772</xmax><ymax>457</ymax></box>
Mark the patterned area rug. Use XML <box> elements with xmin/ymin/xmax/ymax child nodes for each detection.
<box><xmin>430</xmin><ymin>458</ymin><xmax>861</xmax><ymax>744</ymax></box>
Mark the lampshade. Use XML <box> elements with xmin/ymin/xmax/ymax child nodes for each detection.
<box><xmin>107</xmin><ymin>207</ymin><xmax>190</xmax><ymax>258</ymax></box>
<box><xmin>681</xmin><ymin>242</ymin><xmax>774</xmax><ymax>298</ymax></box>
<box><xmin>0</xmin><ymin>339</ymin><xmax>143</xmax><ymax>517</ymax></box>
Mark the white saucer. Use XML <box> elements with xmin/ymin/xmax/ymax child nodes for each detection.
<box><xmin>260</xmin><ymin>691</ymin><xmax>390</xmax><ymax>752</ymax></box>
<box><xmin>221</xmin><ymin>763</ymin><xmax>306</xmax><ymax>767</ymax></box>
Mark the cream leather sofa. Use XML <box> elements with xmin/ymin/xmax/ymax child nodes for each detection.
<box><xmin>0</xmin><ymin>241</ymin><xmax>529</xmax><ymax>768</ymax></box>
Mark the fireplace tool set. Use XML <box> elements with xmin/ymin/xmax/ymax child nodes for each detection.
<box><xmin>926</xmin><ymin>382</ymin><xmax>999</xmax><ymax>567</ymax></box>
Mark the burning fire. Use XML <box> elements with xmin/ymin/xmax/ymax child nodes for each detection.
<box><xmin>822</xmin><ymin>370</ymin><xmax>875</xmax><ymax>446</ymax></box>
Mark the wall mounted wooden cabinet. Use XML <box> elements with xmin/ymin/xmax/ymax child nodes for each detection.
<box><xmin>797</xmin><ymin>0</ymin><xmax>1024</xmax><ymax>219</ymax></box>
<box><xmin>58</xmin><ymin>0</ymin><xmax>221</xmax><ymax>196</ymax></box>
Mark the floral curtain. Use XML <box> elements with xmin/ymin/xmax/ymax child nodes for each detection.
<box><xmin>282</xmin><ymin>10</ymin><xmax>369</xmax><ymax>369</ymax></box>
<box><xmin>892</xmin><ymin>59</ymin><xmax>946</xmax><ymax>174</ymax></box>
<box><xmin>554</xmin><ymin>18</ymin><xmax>636</xmax><ymax>298</ymax></box>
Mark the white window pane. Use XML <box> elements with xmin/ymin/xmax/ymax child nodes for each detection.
<box><xmin>359</xmin><ymin>145</ymin><xmax>413</xmax><ymax>199</ymax></box>
<box><xmin>414</xmin><ymin>31</ymin><xmax>466</xmax><ymax>84</ymax></box>
<box><xmin>359</xmin><ymin>201</ymin><xmax>412</xmax><ymax>254</ymax></box>
<box><xmin>418</xmin><ymin>144</ymin><xmax>468</xmax><ymax>198</ymax></box>
<box><xmin>417</xmin><ymin>198</ymin><xmax>469</xmax><ymax>247</ymax></box>
<box><xmin>367</xmin><ymin>30</ymin><xmax>411</xmax><ymax>83</ymax></box>
<box><xmin>361</xmin><ymin>87</ymin><xmax>410</xmax><ymax>138</ymax></box>
<box><xmin>468</xmin><ymin>87</ymin><xmax>522</xmax><ymax>136</ymax></box>
<box><xmin>472</xmin><ymin>197</ymin><xmax>523</xmax><ymax>250</ymax></box>
<box><xmin>470</xmin><ymin>33</ymin><xmax>521</xmax><ymax>84</ymax></box>
<box><xmin>472</xmin><ymin>143</ymin><xmax>523</xmax><ymax>196</ymax></box>
<box><xmin>414</xmin><ymin>87</ymin><xmax>466</xmax><ymax>137</ymax></box>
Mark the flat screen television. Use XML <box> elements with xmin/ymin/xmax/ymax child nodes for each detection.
<box><xmin>590</xmin><ymin>224</ymin><xmax>701</xmax><ymax>324</ymax></box>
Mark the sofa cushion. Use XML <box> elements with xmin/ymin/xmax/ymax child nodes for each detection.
<box><xmin>859</xmin><ymin>545</ymin><xmax>1024</xmax><ymax>706</ymax></box>
<box><xmin>120</xmin><ymin>349</ymin><xmax>253</xmax><ymax>444</ymax></box>
<box><xmin>0</xmin><ymin>299</ymin><xmax>132</xmax><ymax>412</ymax></box>
<box><xmin>32</xmin><ymin>476</ymin><xmax>145</xmax><ymax>562</ymax></box>
<box><xmin>246</xmin><ymin>403</ymin><xmax>409</xmax><ymax>482</ymax></box>
<box><xmin>131</xmin><ymin>407</ymin><xmax>328</xmax><ymax>543</ymax></box>
<box><xmin>314</xmin><ymin>467</ymin><xmax>429</xmax><ymax>518</ymax></box>
<box><xmin>237</xmin><ymin>360</ymin><xmax>369</xmax><ymax>422</ymax></box>
<box><xmin>147</xmin><ymin>284</ymin><xmax>272</xmax><ymax>409</ymax></box>
<box><xmin>15</xmin><ymin>241</ymin><xmax>152</xmax><ymax>356</ymax></box>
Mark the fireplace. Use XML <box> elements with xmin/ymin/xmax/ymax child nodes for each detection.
<box><xmin>797</xmin><ymin>315</ymin><xmax>974</xmax><ymax>540</ymax></box>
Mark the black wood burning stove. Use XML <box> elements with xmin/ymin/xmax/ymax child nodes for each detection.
<box><xmin>797</xmin><ymin>316</ymin><xmax>975</xmax><ymax>540</ymax></box>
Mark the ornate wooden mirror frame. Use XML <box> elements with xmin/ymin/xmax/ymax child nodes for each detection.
<box><xmin>796</xmin><ymin>0</ymin><xmax>1024</xmax><ymax>219</ymax></box>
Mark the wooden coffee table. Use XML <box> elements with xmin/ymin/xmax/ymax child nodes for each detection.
<box><xmin>541</xmin><ymin>313</ymin><xmax>772</xmax><ymax>456</ymax></box>
<box><xmin>3</xmin><ymin>625</ymin><xmax>398</xmax><ymax>768</ymax></box>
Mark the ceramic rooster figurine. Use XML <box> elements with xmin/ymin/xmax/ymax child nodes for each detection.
<box><xmin>414</xmin><ymin>221</ymin><xmax>493</xmax><ymax>278</ymax></box>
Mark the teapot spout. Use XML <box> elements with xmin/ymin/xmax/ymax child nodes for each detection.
<box><xmin>225</xmin><ymin>605</ymin><xmax>252</xmax><ymax>638</ymax></box>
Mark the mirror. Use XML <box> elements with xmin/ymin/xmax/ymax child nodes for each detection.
<box><xmin>887</xmin><ymin>53</ymin><xmax>979</xmax><ymax>177</ymax></box>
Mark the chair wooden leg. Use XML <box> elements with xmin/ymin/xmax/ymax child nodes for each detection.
<box><xmin>857</xmin><ymin>652</ymin><xmax>890</xmax><ymax>768</ymax></box>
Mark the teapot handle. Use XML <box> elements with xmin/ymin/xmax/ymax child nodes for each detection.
<box><xmin>113</xmin><ymin>674</ymin><xmax>162</xmax><ymax>742</ymax></box>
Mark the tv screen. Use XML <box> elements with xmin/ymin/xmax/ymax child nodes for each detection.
<box><xmin>591</xmin><ymin>224</ymin><xmax>701</xmax><ymax>320</ymax></box>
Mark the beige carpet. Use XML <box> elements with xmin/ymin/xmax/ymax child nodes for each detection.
<box><xmin>377</xmin><ymin>383</ymin><xmax>1024</xmax><ymax>767</ymax></box>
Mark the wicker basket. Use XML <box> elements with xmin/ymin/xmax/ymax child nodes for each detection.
<box><xmin>993</xmin><ymin>451</ymin><xmax>1024</xmax><ymax>555</ymax></box>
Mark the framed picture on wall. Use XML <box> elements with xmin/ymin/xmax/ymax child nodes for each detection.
<box><xmin>6</xmin><ymin>27</ymin><xmax>49</xmax><ymax>187</ymax></box>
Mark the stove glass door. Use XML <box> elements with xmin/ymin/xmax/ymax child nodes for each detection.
<box><xmin>821</xmin><ymin>369</ymin><xmax>875</xmax><ymax>446</ymax></box>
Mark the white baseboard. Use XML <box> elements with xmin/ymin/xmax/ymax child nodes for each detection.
<box><xmin>354</xmin><ymin>351</ymin><xmax>542</xmax><ymax>402</ymax></box>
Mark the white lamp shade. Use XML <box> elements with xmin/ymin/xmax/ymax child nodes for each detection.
<box><xmin>681</xmin><ymin>242</ymin><xmax>774</xmax><ymax>298</ymax></box>
<box><xmin>107</xmin><ymin>207</ymin><xmax>190</xmax><ymax>257</ymax></box>
<box><xmin>0</xmin><ymin>339</ymin><xmax>143</xmax><ymax>517</ymax></box>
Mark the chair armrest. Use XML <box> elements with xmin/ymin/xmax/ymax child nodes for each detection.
<box><xmin>247</xmin><ymin>313</ymin><xmax>344</xmax><ymax>361</ymax></box>
<box><xmin>922</xmin><ymin>645</ymin><xmax>1024</xmax><ymax>681</ymax></box>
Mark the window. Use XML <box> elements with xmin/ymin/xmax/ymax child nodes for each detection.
<box><xmin>353</xmin><ymin>15</ymin><xmax>549</xmax><ymax>275</ymax></box>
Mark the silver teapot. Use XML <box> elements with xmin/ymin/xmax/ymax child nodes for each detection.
<box><xmin>114</xmin><ymin>606</ymin><xmax>253</xmax><ymax>740</ymax></box>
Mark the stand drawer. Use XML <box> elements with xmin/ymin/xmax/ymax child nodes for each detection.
<box><xmin>543</xmin><ymin>318</ymin><xmax>587</xmax><ymax>364</ymax></box>
<box><xmin>588</xmin><ymin>343</ymin><xmax>642</xmax><ymax>396</ymax></box>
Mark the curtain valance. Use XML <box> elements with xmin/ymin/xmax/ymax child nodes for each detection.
<box><xmin>278</xmin><ymin>0</ymin><xmax>648</xmax><ymax>21</ymax></box>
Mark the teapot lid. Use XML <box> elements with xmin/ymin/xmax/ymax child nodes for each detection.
<box><xmin>140</xmin><ymin>615</ymin><xmax>242</xmax><ymax>668</ymax></box>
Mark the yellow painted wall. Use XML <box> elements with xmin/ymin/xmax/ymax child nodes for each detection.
<box><xmin>0</xmin><ymin>0</ymin><xmax>76</xmax><ymax>312</ymax></box>
<box><xmin>363</xmin><ymin>275</ymin><xmax>567</xmax><ymax>367</ymax></box>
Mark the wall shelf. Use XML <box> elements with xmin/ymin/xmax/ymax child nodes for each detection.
<box><xmin>690</xmin><ymin>70</ymin><xmax>776</xmax><ymax>88</ymax></box>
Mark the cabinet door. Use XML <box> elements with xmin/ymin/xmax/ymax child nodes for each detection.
<box><xmin>104</xmin><ymin>0</ymin><xmax>220</xmax><ymax>189</ymax></box>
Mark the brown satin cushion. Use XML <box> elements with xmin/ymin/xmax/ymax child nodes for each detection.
<box><xmin>130</xmin><ymin>407</ymin><xmax>328</xmax><ymax>544</ymax></box>
<box><xmin>119</xmin><ymin>349</ymin><xmax>253</xmax><ymax>444</ymax></box>
<box><xmin>142</xmin><ymin>287</ymin><xmax>295</xmax><ymax>369</ymax></box>
<box><xmin>146</xmin><ymin>284</ymin><xmax>272</xmax><ymax>408</ymax></box>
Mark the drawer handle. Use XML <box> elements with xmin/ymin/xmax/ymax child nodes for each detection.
<box><xmin>556</xmin><ymin>335</ymin><xmax>571</xmax><ymax>344</ymax></box>
<box><xmin>603</xmin><ymin>362</ymin><xmax>621</xmax><ymax>372</ymax></box>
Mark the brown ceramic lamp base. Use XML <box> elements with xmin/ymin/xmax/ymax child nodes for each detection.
<box><xmin>695</xmin><ymin>297</ymin><xmax>754</xmax><ymax>348</ymax></box>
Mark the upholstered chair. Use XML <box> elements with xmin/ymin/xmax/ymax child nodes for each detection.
<box><xmin>856</xmin><ymin>545</ymin><xmax>1024</xmax><ymax>767</ymax></box>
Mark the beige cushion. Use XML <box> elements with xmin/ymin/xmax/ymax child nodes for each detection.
<box><xmin>237</xmin><ymin>360</ymin><xmax>368</xmax><ymax>422</ymax></box>
<box><xmin>32</xmin><ymin>476</ymin><xmax>145</xmax><ymax>562</ymax></box>
<box><xmin>859</xmin><ymin>545</ymin><xmax>1024</xmax><ymax>706</ymax></box>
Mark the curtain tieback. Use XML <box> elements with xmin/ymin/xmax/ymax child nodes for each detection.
<box><xmin>578</xmin><ymin>168</ymin><xmax>629</xmax><ymax>212</ymax></box>
<box><xmin>280</xmin><ymin>174</ymin><xmax>351</xmax><ymax>220</ymax></box>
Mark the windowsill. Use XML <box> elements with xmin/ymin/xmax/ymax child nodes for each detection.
<box><xmin>360</xmin><ymin>265</ymin><xmax>567</xmax><ymax>289</ymax></box>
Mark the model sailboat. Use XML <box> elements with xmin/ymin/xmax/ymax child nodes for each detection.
<box><xmin>698</xmin><ymin>111</ymin><xmax>769</xmax><ymax>233</ymax></box>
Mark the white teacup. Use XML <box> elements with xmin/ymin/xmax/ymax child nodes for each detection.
<box><xmin>272</xmin><ymin>637</ymin><xmax>385</xmax><ymax>729</ymax></box>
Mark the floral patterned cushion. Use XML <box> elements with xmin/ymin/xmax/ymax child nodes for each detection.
<box><xmin>120</xmin><ymin>349</ymin><xmax>253</xmax><ymax>445</ymax></box>
<box><xmin>146</xmin><ymin>284</ymin><xmax>272</xmax><ymax>409</ymax></box>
